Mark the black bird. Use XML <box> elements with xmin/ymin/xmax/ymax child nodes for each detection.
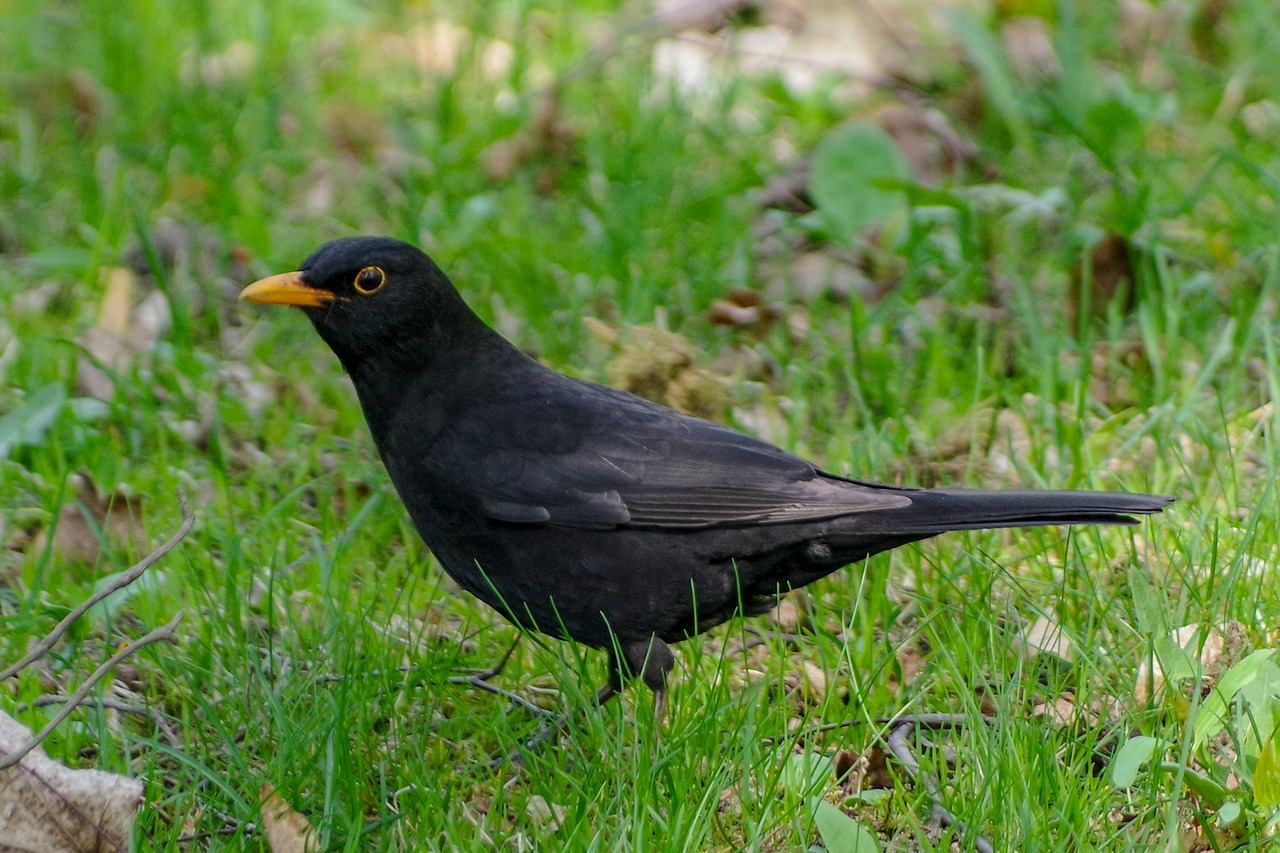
<box><xmin>240</xmin><ymin>236</ymin><xmax>1171</xmax><ymax>716</ymax></box>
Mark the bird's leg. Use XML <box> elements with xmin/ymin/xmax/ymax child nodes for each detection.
<box><xmin>489</xmin><ymin>668</ymin><xmax>622</xmax><ymax>771</ymax></box>
<box><xmin>452</xmin><ymin>634</ymin><xmax>522</xmax><ymax>680</ymax></box>
<box><xmin>447</xmin><ymin>635</ymin><xmax>553</xmax><ymax>718</ymax></box>
<box><xmin>652</xmin><ymin>687</ymin><xmax>667</xmax><ymax>721</ymax></box>
<box><xmin>489</xmin><ymin>636</ymin><xmax>673</xmax><ymax>770</ymax></box>
<box><xmin>620</xmin><ymin>635</ymin><xmax>674</xmax><ymax>722</ymax></box>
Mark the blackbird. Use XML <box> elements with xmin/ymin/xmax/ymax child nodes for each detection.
<box><xmin>240</xmin><ymin>236</ymin><xmax>1171</xmax><ymax>715</ymax></box>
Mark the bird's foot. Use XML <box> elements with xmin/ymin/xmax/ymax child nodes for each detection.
<box><xmin>447</xmin><ymin>636</ymin><xmax>554</xmax><ymax>719</ymax></box>
<box><xmin>488</xmin><ymin>683</ymin><xmax>622</xmax><ymax>771</ymax></box>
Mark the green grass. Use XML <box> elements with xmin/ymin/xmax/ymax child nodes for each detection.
<box><xmin>3</xmin><ymin>0</ymin><xmax>1280</xmax><ymax>850</ymax></box>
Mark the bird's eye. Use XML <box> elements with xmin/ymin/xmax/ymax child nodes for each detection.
<box><xmin>354</xmin><ymin>266</ymin><xmax>386</xmax><ymax>295</ymax></box>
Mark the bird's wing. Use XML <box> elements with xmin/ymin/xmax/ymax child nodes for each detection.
<box><xmin>438</xmin><ymin>381</ymin><xmax>912</xmax><ymax>530</ymax></box>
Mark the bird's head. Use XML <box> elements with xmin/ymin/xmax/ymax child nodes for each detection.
<box><xmin>239</xmin><ymin>236</ymin><xmax>478</xmax><ymax>368</ymax></box>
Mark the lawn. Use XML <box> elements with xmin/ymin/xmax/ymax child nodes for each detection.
<box><xmin>2</xmin><ymin>1</ymin><xmax>1279</xmax><ymax>850</ymax></box>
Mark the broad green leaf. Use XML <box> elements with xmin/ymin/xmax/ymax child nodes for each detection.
<box><xmin>1127</xmin><ymin>564</ymin><xmax>1164</xmax><ymax>635</ymax></box>
<box><xmin>1152</xmin><ymin>632</ymin><xmax>1199</xmax><ymax>688</ymax></box>
<box><xmin>781</xmin><ymin>752</ymin><xmax>834</xmax><ymax>797</ymax></box>
<box><xmin>810</xmin><ymin>121</ymin><xmax>910</xmax><ymax>242</ymax></box>
<box><xmin>1257</xmin><ymin>734</ymin><xmax>1280</xmax><ymax>811</ymax></box>
<box><xmin>1217</xmin><ymin>800</ymin><xmax>1242</xmax><ymax>828</ymax></box>
<box><xmin>1112</xmin><ymin>736</ymin><xmax>1163</xmax><ymax>789</ymax></box>
<box><xmin>89</xmin><ymin>569</ymin><xmax>169</xmax><ymax>623</ymax></box>
<box><xmin>1193</xmin><ymin>649</ymin><xmax>1280</xmax><ymax>750</ymax></box>
<box><xmin>0</xmin><ymin>383</ymin><xmax>66</xmax><ymax>460</ymax></box>
<box><xmin>945</xmin><ymin>11</ymin><xmax>1031</xmax><ymax>150</ymax></box>
<box><xmin>1237</xmin><ymin>659</ymin><xmax>1280</xmax><ymax>760</ymax></box>
<box><xmin>842</xmin><ymin>789</ymin><xmax>892</xmax><ymax>806</ymax></box>
<box><xmin>811</xmin><ymin>799</ymin><xmax>881</xmax><ymax>853</ymax></box>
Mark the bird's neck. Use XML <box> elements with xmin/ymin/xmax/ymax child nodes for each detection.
<box><xmin>339</xmin><ymin>315</ymin><xmax>530</xmax><ymax>447</ymax></box>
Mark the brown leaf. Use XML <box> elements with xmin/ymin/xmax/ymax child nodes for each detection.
<box><xmin>481</xmin><ymin>93</ymin><xmax>579</xmax><ymax>193</ymax></box>
<box><xmin>260</xmin><ymin>784</ymin><xmax>317</xmax><ymax>853</ymax></box>
<box><xmin>525</xmin><ymin>794</ymin><xmax>565</xmax><ymax>831</ymax></box>
<box><xmin>706</xmin><ymin>299</ymin><xmax>763</xmax><ymax>327</ymax></box>
<box><xmin>800</xmin><ymin>660</ymin><xmax>827</xmax><ymax>700</ymax></box>
<box><xmin>874</xmin><ymin>104</ymin><xmax>978</xmax><ymax>185</ymax></box>
<box><xmin>39</xmin><ymin>472</ymin><xmax>145</xmax><ymax>566</ymax></box>
<box><xmin>1017</xmin><ymin>613</ymin><xmax>1074</xmax><ymax>662</ymax></box>
<box><xmin>75</xmin><ymin>266</ymin><xmax>170</xmax><ymax>400</ymax></box>
<box><xmin>323</xmin><ymin>101</ymin><xmax>390</xmax><ymax>160</ymax></box>
<box><xmin>1134</xmin><ymin>621</ymin><xmax>1249</xmax><ymax>706</ymax></box>
<box><xmin>1000</xmin><ymin>16</ymin><xmax>1061</xmax><ymax>80</ymax></box>
<box><xmin>766</xmin><ymin>598</ymin><xmax>804</xmax><ymax>633</ymax></box>
<box><xmin>1068</xmin><ymin>232</ymin><xmax>1137</xmax><ymax>328</ymax></box>
<box><xmin>895</xmin><ymin>641</ymin><xmax>927</xmax><ymax>689</ymax></box>
<box><xmin>838</xmin><ymin>742</ymin><xmax>894</xmax><ymax>796</ymax></box>
<box><xmin>1030</xmin><ymin>694</ymin><xmax>1086</xmax><ymax>727</ymax></box>
<box><xmin>0</xmin><ymin>710</ymin><xmax>143</xmax><ymax>853</ymax></box>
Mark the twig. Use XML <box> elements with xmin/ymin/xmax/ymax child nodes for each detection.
<box><xmin>0</xmin><ymin>491</ymin><xmax>194</xmax><ymax>683</ymax></box>
<box><xmin>450</xmin><ymin>675</ymin><xmax>555</xmax><ymax>719</ymax></box>
<box><xmin>0</xmin><ymin>613</ymin><xmax>184</xmax><ymax>770</ymax></box>
<box><xmin>445</xmin><ymin>635</ymin><xmax>554</xmax><ymax>718</ymax></box>
<box><xmin>765</xmin><ymin>711</ymin><xmax>995</xmax><ymax>743</ymax></box>
<box><xmin>885</xmin><ymin>716</ymin><xmax>996</xmax><ymax>853</ymax></box>
<box><xmin>15</xmin><ymin>695</ymin><xmax>181</xmax><ymax>745</ymax></box>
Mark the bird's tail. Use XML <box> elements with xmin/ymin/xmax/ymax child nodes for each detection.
<box><xmin>853</xmin><ymin>485</ymin><xmax>1172</xmax><ymax>536</ymax></box>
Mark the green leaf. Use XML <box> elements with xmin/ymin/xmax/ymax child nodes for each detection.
<box><xmin>810</xmin><ymin>121</ymin><xmax>911</xmax><ymax>242</ymax></box>
<box><xmin>1217</xmin><ymin>800</ymin><xmax>1242</xmax><ymax>828</ymax></box>
<box><xmin>781</xmin><ymin>752</ymin><xmax>835</xmax><ymax>798</ymax></box>
<box><xmin>810</xmin><ymin>799</ymin><xmax>881</xmax><ymax>853</ymax></box>
<box><xmin>1084</xmin><ymin>96</ymin><xmax>1142</xmax><ymax>165</ymax></box>
<box><xmin>1127</xmin><ymin>564</ymin><xmax>1164</xmax><ymax>634</ymax></box>
<box><xmin>842</xmin><ymin>789</ymin><xmax>892</xmax><ymax>806</ymax></box>
<box><xmin>1193</xmin><ymin>649</ymin><xmax>1280</xmax><ymax>751</ymax></box>
<box><xmin>68</xmin><ymin>396</ymin><xmax>112</xmax><ymax>422</ymax></box>
<box><xmin>944</xmin><ymin>11</ymin><xmax>1032</xmax><ymax>150</ymax></box>
<box><xmin>1237</xmin><ymin>659</ymin><xmax>1280</xmax><ymax>761</ymax></box>
<box><xmin>1256</xmin><ymin>734</ymin><xmax>1280</xmax><ymax>811</ymax></box>
<box><xmin>1152</xmin><ymin>632</ymin><xmax>1199</xmax><ymax>688</ymax></box>
<box><xmin>88</xmin><ymin>568</ymin><xmax>168</xmax><ymax>623</ymax></box>
<box><xmin>1112</xmin><ymin>736</ymin><xmax>1163</xmax><ymax>789</ymax></box>
<box><xmin>1160</xmin><ymin>763</ymin><xmax>1231</xmax><ymax>808</ymax></box>
<box><xmin>0</xmin><ymin>383</ymin><xmax>67</xmax><ymax>461</ymax></box>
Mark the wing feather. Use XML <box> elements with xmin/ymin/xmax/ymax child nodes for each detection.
<box><xmin>435</xmin><ymin>378</ymin><xmax>910</xmax><ymax>530</ymax></box>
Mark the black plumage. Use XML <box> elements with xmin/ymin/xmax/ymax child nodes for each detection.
<box><xmin>241</xmin><ymin>236</ymin><xmax>1171</xmax><ymax>711</ymax></box>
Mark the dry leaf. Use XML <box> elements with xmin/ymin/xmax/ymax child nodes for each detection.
<box><xmin>525</xmin><ymin>794</ymin><xmax>565</xmax><ymax>831</ymax></box>
<box><xmin>260</xmin><ymin>784</ymin><xmax>317</xmax><ymax>853</ymax></box>
<box><xmin>0</xmin><ymin>710</ymin><xmax>143</xmax><ymax>853</ymax></box>
<box><xmin>481</xmin><ymin>93</ymin><xmax>579</xmax><ymax>193</ymax></box>
<box><xmin>801</xmin><ymin>661</ymin><xmax>827</xmax><ymax>700</ymax></box>
<box><xmin>652</xmin><ymin>0</ymin><xmax>888</xmax><ymax>95</ymax></box>
<box><xmin>838</xmin><ymin>742</ymin><xmax>895</xmax><ymax>796</ymax></box>
<box><xmin>1000</xmin><ymin>16</ymin><xmax>1061</xmax><ymax>80</ymax></box>
<box><xmin>874</xmin><ymin>104</ymin><xmax>978</xmax><ymax>185</ymax></box>
<box><xmin>1068</xmin><ymin>232</ymin><xmax>1137</xmax><ymax>328</ymax></box>
<box><xmin>1133</xmin><ymin>623</ymin><xmax>1249</xmax><ymax>705</ymax></box>
<box><xmin>766</xmin><ymin>598</ymin><xmax>804</xmax><ymax>633</ymax></box>
<box><xmin>1017</xmin><ymin>613</ymin><xmax>1074</xmax><ymax>662</ymax></box>
<box><xmin>75</xmin><ymin>266</ymin><xmax>170</xmax><ymax>400</ymax></box>
<box><xmin>39</xmin><ymin>472</ymin><xmax>145</xmax><ymax>566</ymax></box>
<box><xmin>895</xmin><ymin>642</ymin><xmax>927</xmax><ymax>689</ymax></box>
<box><xmin>1030</xmin><ymin>694</ymin><xmax>1086</xmax><ymax>727</ymax></box>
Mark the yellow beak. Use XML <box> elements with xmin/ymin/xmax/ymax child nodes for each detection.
<box><xmin>239</xmin><ymin>271</ymin><xmax>335</xmax><ymax>308</ymax></box>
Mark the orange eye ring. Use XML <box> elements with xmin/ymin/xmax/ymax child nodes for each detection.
<box><xmin>354</xmin><ymin>266</ymin><xmax>386</xmax><ymax>295</ymax></box>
